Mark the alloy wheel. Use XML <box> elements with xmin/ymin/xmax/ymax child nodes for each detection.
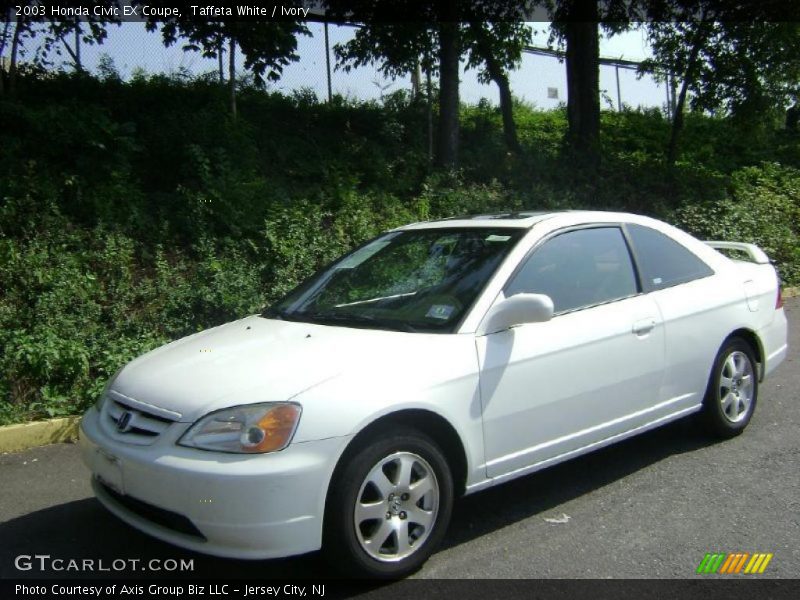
<box><xmin>719</xmin><ymin>350</ymin><xmax>755</xmax><ymax>424</ymax></box>
<box><xmin>353</xmin><ymin>451</ymin><xmax>440</xmax><ymax>562</ymax></box>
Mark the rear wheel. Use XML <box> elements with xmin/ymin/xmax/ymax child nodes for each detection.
<box><xmin>323</xmin><ymin>427</ymin><xmax>453</xmax><ymax>578</ymax></box>
<box><xmin>702</xmin><ymin>337</ymin><xmax>758</xmax><ymax>438</ymax></box>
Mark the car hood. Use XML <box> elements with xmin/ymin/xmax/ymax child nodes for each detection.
<box><xmin>111</xmin><ymin>315</ymin><xmax>413</xmax><ymax>422</ymax></box>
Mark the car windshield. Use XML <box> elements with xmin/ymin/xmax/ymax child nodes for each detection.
<box><xmin>263</xmin><ymin>228</ymin><xmax>525</xmax><ymax>333</ymax></box>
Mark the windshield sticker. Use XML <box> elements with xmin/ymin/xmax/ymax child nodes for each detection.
<box><xmin>485</xmin><ymin>234</ymin><xmax>511</xmax><ymax>242</ymax></box>
<box><xmin>337</xmin><ymin>233</ymin><xmax>399</xmax><ymax>269</ymax></box>
<box><xmin>426</xmin><ymin>304</ymin><xmax>455</xmax><ymax>320</ymax></box>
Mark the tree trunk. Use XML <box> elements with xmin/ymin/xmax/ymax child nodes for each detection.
<box><xmin>74</xmin><ymin>21</ymin><xmax>81</xmax><ymax>71</ymax></box>
<box><xmin>426</xmin><ymin>67</ymin><xmax>434</xmax><ymax>164</ymax></box>
<box><xmin>667</xmin><ymin>77</ymin><xmax>691</xmax><ymax>167</ymax></box>
<box><xmin>8</xmin><ymin>15</ymin><xmax>24</xmax><ymax>96</ymax></box>
<box><xmin>495</xmin><ymin>75</ymin><xmax>520</xmax><ymax>154</ymax></box>
<box><xmin>667</xmin><ymin>23</ymin><xmax>709</xmax><ymax>166</ymax></box>
<box><xmin>217</xmin><ymin>35</ymin><xmax>224</xmax><ymax>84</ymax></box>
<box><xmin>437</xmin><ymin>19</ymin><xmax>460</xmax><ymax>168</ymax></box>
<box><xmin>0</xmin><ymin>17</ymin><xmax>9</xmax><ymax>95</ymax></box>
<box><xmin>0</xmin><ymin>16</ymin><xmax>9</xmax><ymax>59</ymax></box>
<box><xmin>564</xmin><ymin>2</ymin><xmax>600</xmax><ymax>168</ymax></box>
<box><xmin>470</xmin><ymin>22</ymin><xmax>520</xmax><ymax>154</ymax></box>
<box><xmin>59</xmin><ymin>21</ymin><xmax>82</xmax><ymax>72</ymax></box>
<box><xmin>411</xmin><ymin>61</ymin><xmax>421</xmax><ymax>98</ymax></box>
<box><xmin>228</xmin><ymin>37</ymin><xmax>237</xmax><ymax>119</ymax></box>
<box><xmin>669</xmin><ymin>72</ymin><xmax>677</xmax><ymax>115</ymax></box>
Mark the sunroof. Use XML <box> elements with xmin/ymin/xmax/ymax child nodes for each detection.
<box><xmin>439</xmin><ymin>211</ymin><xmax>558</xmax><ymax>221</ymax></box>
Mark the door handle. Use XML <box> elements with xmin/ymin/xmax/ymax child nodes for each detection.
<box><xmin>632</xmin><ymin>318</ymin><xmax>657</xmax><ymax>335</ymax></box>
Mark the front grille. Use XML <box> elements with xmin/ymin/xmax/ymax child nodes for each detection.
<box><xmin>97</xmin><ymin>479</ymin><xmax>207</xmax><ymax>541</ymax></box>
<box><xmin>103</xmin><ymin>396</ymin><xmax>177</xmax><ymax>444</ymax></box>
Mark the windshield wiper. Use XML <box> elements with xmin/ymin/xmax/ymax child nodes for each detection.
<box><xmin>303</xmin><ymin>311</ymin><xmax>419</xmax><ymax>333</ymax></box>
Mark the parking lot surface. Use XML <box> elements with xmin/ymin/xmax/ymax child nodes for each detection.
<box><xmin>1</xmin><ymin>298</ymin><xmax>797</xmax><ymax>581</ymax></box>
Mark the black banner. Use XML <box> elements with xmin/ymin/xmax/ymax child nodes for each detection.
<box><xmin>2</xmin><ymin>1</ymin><xmax>800</xmax><ymax>24</ymax></box>
<box><xmin>4</xmin><ymin>579</ymin><xmax>800</xmax><ymax>600</ymax></box>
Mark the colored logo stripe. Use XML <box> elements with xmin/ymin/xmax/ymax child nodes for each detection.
<box><xmin>697</xmin><ymin>552</ymin><xmax>773</xmax><ymax>574</ymax></box>
<box><xmin>697</xmin><ymin>553</ymin><xmax>726</xmax><ymax>574</ymax></box>
<box><xmin>744</xmin><ymin>553</ymin><xmax>773</xmax><ymax>574</ymax></box>
<box><xmin>719</xmin><ymin>553</ymin><xmax>749</xmax><ymax>574</ymax></box>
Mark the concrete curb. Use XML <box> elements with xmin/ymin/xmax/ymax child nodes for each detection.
<box><xmin>0</xmin><ymin>416</ymin><xmax>81</xmax><ymax>454</ymax></box>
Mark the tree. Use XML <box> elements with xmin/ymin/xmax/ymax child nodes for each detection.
<box><xmin>644</xmin><ymin>3</ymin><xmax>800</xmax><ymax>165</ymax></box>
<box><xmin>550</xmin><ymin>0</ymin><xmax>634</xmax><ymax>168</ymax></box>
<box><xmin>438</xmin><ymin>14</ymin><xmax>460</xmax><ymax>167</ymax></box>
<box><xmin>138</xmin><ymin>10</ymin><xmax>309</xmax><ymax>116</ymax></box>
<box><xmin>464</xmin><ymin>20</ymin><xmax>532</xmax><ymax>155</ymax></box>
<box><xmin>42</xmin><ymin>14</ymin><xmax>117</xmax><ymax>72</ymax></box>
<box><xmin>461</xmin><ymin>2</ymin><xmax>531</xmax><ymax>157</ymax></box>
<box><xmin>0</xmin><ymin>1</ymin><xmax>117</xmax><ymax>96</ymax></box>
<box><xmin>645</xmin><ymin>17</ymin><xmax>712</xmax><ymax>166</ymax></box>
<box><xmin>327</xmin><ymin>0</ymin><xmax>531</xmax><ymax>166</ymax></box>
<box><xmin>549</xmin><ymin>1</ymin><xmax>601</xmax><ymax>167</ymax></box>
<box><xmin>1</xmin><ymin>6</ymin><xmax>29</xmax><ymax>95</ymax></box>
<box><xmin>325</xmin><ymin>1</ymin><xmax>458</xmax><ymax>167</ymax></box>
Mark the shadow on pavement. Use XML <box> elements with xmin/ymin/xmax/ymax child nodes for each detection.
<box><xmin>442</xmin><ymin>417</ymin><xmax>716</xmax><ymax>551</ymax></box>
<box><xmin>0</xmin><ymin>417</ymin><xmax>719</xmax><ymax>580</ymax></box>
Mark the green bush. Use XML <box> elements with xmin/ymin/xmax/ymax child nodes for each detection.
<box><xmin>1</xmin><ymin>71</ymin><xmax>798</xmax><ymax>424</ymax></box>
<box><xmin>673</xmin><ymin>163</ymin><xmax>800</xmax><ymax>284</ymax></box>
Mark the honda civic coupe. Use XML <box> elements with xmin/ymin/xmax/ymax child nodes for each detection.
<box><xmin>80</xmin><ymin>211</ymin><xmax>788</xmax><ymax>578</ymax></box>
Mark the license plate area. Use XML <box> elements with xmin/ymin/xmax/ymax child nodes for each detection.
<box><xmin>94</xmin><ymin>448</ymin><xmax>124</xmax><ymax>495</ymax></box>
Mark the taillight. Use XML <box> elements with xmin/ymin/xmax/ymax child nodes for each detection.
<box><xmin>776</xmin><ymin>285</ymin><xmax>784</xmax><ymax>309</ymax></box>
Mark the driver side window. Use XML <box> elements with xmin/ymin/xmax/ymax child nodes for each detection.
<box><xmin>506</xmin><ymin>227</ymin><xmax>638</xmax><ymax>314</ymax></box>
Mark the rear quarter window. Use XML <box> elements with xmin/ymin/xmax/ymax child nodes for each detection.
<box><xmin>627</xmin><ymin>224</ymin><xmax>714</xmax><ymax>292</ymax></box>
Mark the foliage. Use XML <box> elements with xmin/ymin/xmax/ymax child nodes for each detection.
<box><xmin>0</xmin><ymin>0</ymin><xmax>117</xmax><ymax>87</ymax></box>
<box><xmin>0</xmin><ymin>71</ymin><xmax>798</xmax><ymax>424</ymax></box>
<box><xmin>328</xmin><ymin>3</ymin><xmax>532</xmax><ymax>81</ymax></box>
<box><xmin>327</xmin><ymin>1</ymin><xmax>533</xmax><ymax>163</ymax></box>
<box><xmin>644</xmin><ymin>18</ymin><xmax>800</xmax><ymax>120</ymax></box>
<box><xmin>547</xmin><ymin>1</ymin><xmax>642</xmax><ymax>165</ymax></box>
<box><xmin>140</xmin><ymin>13</ymin><xmax>310</xmax><ymax>86</ymax></box>
<box><xmin>673</xmin><ymin>163</ymin><xmax>800</xmax><ymax>283</ymax></box>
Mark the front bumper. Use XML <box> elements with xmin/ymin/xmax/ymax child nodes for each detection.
<box><xmin>79</xmin><ymin>407</ymin><xmax>350</xmax><ymax>559</ymax></box>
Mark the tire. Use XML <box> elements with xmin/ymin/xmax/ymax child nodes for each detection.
<box><xmin>701</xmin><ymin>337</ymin><xmax>759</xmax><ymax>438</ymax></box>
<box><xmin>323</xmin><ymin>426</ymin><xmax>454</xmax><ymax>578</ymax></box>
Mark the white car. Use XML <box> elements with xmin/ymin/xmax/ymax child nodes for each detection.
<box><xmin>80</xmin><ymin>211</ymin><xmax>788</xmax><ymax>577</ymax></box>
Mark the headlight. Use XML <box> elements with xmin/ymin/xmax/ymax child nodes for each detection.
<box><xmin>95</xmin><ymin>367</ymin><xmax>123</xmax><ymax>412</ymax></box>
<box><xmin>178</xmin><ymin>403</ymin><xmax>302</xmax><ymax>454</ymax></box>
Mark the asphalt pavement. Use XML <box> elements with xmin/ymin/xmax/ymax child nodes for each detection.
<box><xmin>1</xmin><ymin>299</ymin><xmax>797</xmax><ymax>582</ymax></box>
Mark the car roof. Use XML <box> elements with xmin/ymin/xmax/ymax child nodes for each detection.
<box><xmin>394</xmin><ymin>210</ymin><xmax>651</xmax><ymax>231</ymax></box>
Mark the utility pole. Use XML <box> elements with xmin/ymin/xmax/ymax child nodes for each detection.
<box><xmin>324</xmin><ymin>21</ymin><xmax>332</xmax><ymax>102</ymax></box>
<box><xmin>229</xmin><ymin>37</ymin><xmax>237</xmax><ymax>119</ymax></box>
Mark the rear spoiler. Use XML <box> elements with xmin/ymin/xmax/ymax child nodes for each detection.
<box><xmin>704</xmin><ymin>241</ymin><xmax>771</xmax><ymax>265</ymax></box>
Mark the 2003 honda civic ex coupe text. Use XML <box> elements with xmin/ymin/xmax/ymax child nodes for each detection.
<box><xmin>80</xmin><ymin>211</ymin><xmax>788</xmax><ymax>577</ymax></box>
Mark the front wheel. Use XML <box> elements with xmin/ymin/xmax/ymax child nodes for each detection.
<box><xmin>701</xmin><ymin>337</ymin><xmax>759</xmax><ymax>438</ymax></box>
<box><xmin>323</xmin><ymin>427</ymin><xmax>454</xmax><ymax>578</ymax></box>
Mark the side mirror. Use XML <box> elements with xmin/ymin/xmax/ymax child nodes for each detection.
<box><xmin>478</xmin><ymin>293</ymin><xmax>554</xmax><ymax>335</ymax></box>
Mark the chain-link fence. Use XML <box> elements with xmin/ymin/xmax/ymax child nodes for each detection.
<box><xmin>5</xmin><ymin>21</ymin><xmax>669</xmax><ymax>111</ymax></box>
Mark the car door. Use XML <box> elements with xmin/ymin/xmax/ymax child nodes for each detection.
<box><xmin>623</xmin><ymin>224</ymin><xmax>722</xmax><ymax>410</ymax></box>
<box><xmin>476</xmin><ymin>226</ymin><xmax>666</xmax><ymax>479</ymax></box>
